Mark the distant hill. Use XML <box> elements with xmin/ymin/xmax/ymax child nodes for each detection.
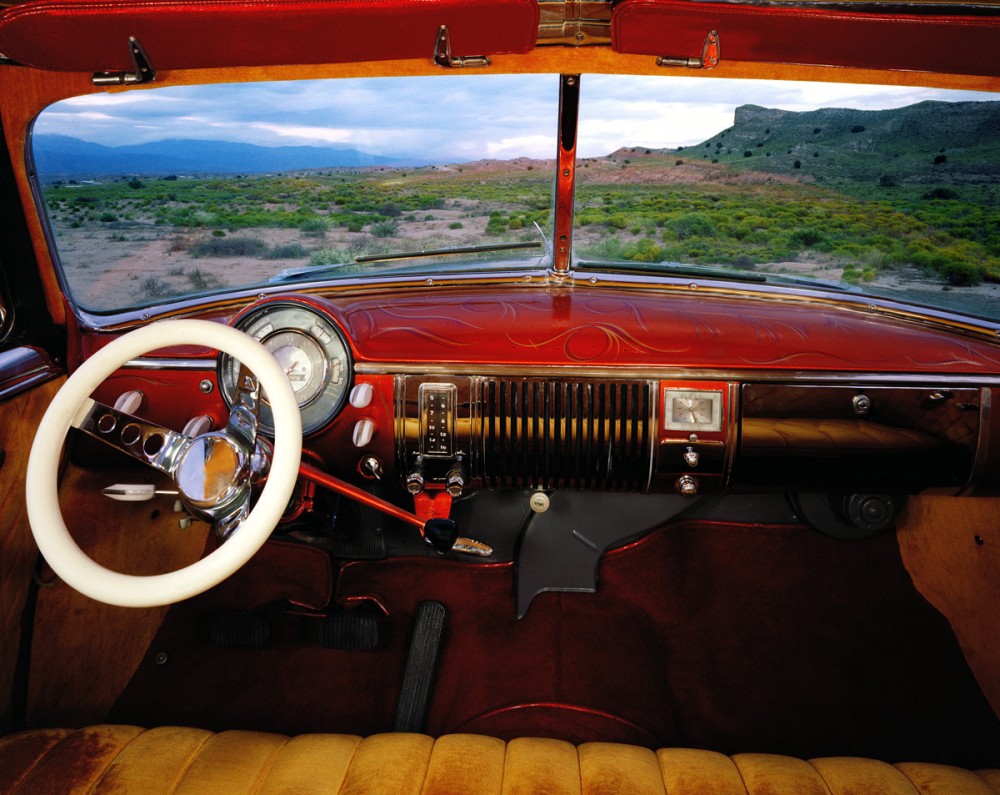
<box><xmin>678</xmin><ymin>100</ymin><xmax>1000</xmax><ymax>184</ymax></box>
<box><xmin>33</xmin><ymin>135</ymin><xmax>423</xmax><ymax>177</ymax></box>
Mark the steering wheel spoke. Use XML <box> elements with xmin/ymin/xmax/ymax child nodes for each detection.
<box><xmin>226</xmin><ymin>363</ymin><xmax>261</xmax><ymax>450</ymax></box>
<box><xmin>74</xmin><ymin>397</ymin><xmax>191</xmax><ymax>476</ymax></box>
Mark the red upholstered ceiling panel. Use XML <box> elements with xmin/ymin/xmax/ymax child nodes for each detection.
<box><xmin>611</xmin><ymin>0</ymin><xmax>1000</xmax><ymax>77</ymax></box>
<box><xmin>0</xmin><ymin>0</ymin><xmax>539</xmax><ymax>72</ymax></box>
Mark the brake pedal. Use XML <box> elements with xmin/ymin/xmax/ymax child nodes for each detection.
<box><xmin>319</xmin><ymin>612</ymin><xmax>380</xmax><ymax>650</ymax></box>
<box><xmin>208</xmin><ymin>611</ymin><xmax>270</xmax><ymax>648</ymax></box>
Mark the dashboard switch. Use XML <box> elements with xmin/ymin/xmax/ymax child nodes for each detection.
<box><xmin>675</xmin><ymin>474</ymin><xmax>699</xmax><ymax>496</ymax></box>
<box><xmin>683</xmin><ymin>446</ymin><xmax>700</xmax><ymax>468</ymax></box>
<box><xmin>359</xmin><ymin>456</ymin><xmax>383</xmax><ymax>480</ymax></box>
<box><xmin>352</xmin><ymin>418</ymin><xmax>375</xmax><ymax>447</ymax></box>
<box><xmin>350</xmin><ymin>383</ymin><xmax>374</xmax><ymax>409</ymax></box>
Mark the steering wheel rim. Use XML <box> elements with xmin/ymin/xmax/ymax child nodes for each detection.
<box><xmin>25</xmin><ymin>319</ymin><xmax>302</xmax><ymax>607</ymax></box>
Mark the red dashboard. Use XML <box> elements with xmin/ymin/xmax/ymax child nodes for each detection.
<box><xmin>82</xmin><ymin>283</ymin><xmax>1000</xmax><ymax>505</ymax></box>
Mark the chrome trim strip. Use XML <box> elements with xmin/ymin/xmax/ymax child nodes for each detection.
<box><xmin>124</xmin><ymin>358</ymin><xmax>215</xmax><ymax>370</ymax></box>
<box><xmin>356</xmin><ymin>362</ymin><xmax>1000</xmax><ymax>386</ymax></box>
<box><xmin>964</xmin><ymin>386</ymin><xmax>992</xmax><ymax>495</ymax></box>
<box><xmin>125</xmin><ymin>355</ymin><xmax>1000</xmax><ymax>387</ymax></box>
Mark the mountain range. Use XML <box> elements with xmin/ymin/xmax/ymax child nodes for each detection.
<box><xmin>33</xmin><ymin>135</ymin><xmax>421</xmax><ymax>177</ymax></box>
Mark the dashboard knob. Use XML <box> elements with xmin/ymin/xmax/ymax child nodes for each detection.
<box><xmin>406</xmin><ymin>472</ymin><xmax>425</xmax><ymax>495</ymax></box>
<box><xmin>113</xmin><ymin>390</ymin><xmax>144</xmax><ymax>414</ymax></box>
<box><xmin>445</xmin><ymin>465</ymin><xmax>466</xmax><ymax>498</ymax></box>
<box><xmin>352</xmin><ymin>419</ymin><xmax>375</xmax><ymax>447</ymax></box>
<box><xmin>350</xmin><ymin>383</ymin><xmax>374</xmax><ymax>409</ymax></box>
<box><xmin>675</xmin><ymin>474</ymin><xmax>699</xmax><ymax>497</ymax></box>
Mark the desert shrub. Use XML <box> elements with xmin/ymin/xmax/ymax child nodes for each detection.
<box><xmin>300</xmin><ymin>218</ymin><xmax>329</xmax><ymax>237</ymax></box>
<box><xmin>370</xmin><ymin>220</ymin><xmax>399</xmax><ymax>238</ymax></box>
<box><xmin>186</xmin><ymin>268</ymin><xmax>223</xmax><ymax>290</ymax></box>
<box><xmin>99</xmin><ymin>212</ymin><xmax>117</xmax><ymax>222</ymax></box>
<box><xmin>266</xmin><ymin>243</ymin><xmax>310</xmax><ymax>259</ymax></box>
<box><xmin>448</xmin><ymin>222</ymin><xmax>464</xmax><ymax>230</ymax></box>
<box><xmin>190</xmin><ymin>236</ymin><xmax>268</xmax><ymax>257</ymax></box>
<box><xmin>623</xmin><ymin>238</ymin><xmax>663</xmax><ymax>263</ymax></box>
<box><xmin>485</xmin><ymin>216</ymin><xmax>508</xmax><ymax>235</ymax></box>
<box><xmin>668</xmin><ymin>212</ymin><xmax>718</xmax><ymax>240</ymax></box>
<box><xmin>940</xmin><ymin>260</ymin><xmax>982</xmax><ymax>286</ymax></box>
<box><xmin>789</xmin><ymin>227</ymin><xmax>827</xmax><ymax>248</ymax></box>
<box><xmin>140</xmin><ymin>276</ymin><xmax>170</xmax><ymax>297</ymax></box>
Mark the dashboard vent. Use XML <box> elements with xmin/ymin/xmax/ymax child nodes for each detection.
<box><xmin>481</xmin><ymin>378</ymin><xmax>654</xmax><ymax>491</ymax></box>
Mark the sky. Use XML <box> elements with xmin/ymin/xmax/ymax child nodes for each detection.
<box><xmin>34</xmin><ymin>74</ymin><xmax>995</xmax><ymax>162</ymax></box>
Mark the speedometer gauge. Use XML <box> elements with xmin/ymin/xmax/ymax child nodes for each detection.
<box><xmin>218</xmin><ymin>300</ymin><xmax>352</xmax><ymax>436</ymax></box>
<box><xmin>268</xmin><ymin>331</ymin><xmax>328</xmax><ymax>406</ymax></box>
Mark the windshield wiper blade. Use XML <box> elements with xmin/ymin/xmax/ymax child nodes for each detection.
<box><xmin>576</xmin><ymin>260</ymin><xmax>855</xmax><ymax>292</ymax></box>
<box><xmin>269</xmin><ymin>240</ymin><xmax>545</xmax><ymax>284</ymax></box>
<box><xmin>355</xmin><ymin>241</ymin><xmax>542</xmax><ymax>263</ymax></box>
<box><xmin>577</xmin><ymin>260</ymin><xmax>766</xmax><ymax>282</ymax></box>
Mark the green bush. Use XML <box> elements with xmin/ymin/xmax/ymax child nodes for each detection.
<box><xmin>300</xmin><ymin>218</ymin><xmax>329</xmax><ymax>237</ymax></box>
<box><xmin>941</xmin><ymin>260</ymin><xmax>982</xmax><ymax>286</ymax></box>
<box><xmin>370</xmin><ymin>220</ymin><xmax>399</xmax><ymax>238</ymax></box>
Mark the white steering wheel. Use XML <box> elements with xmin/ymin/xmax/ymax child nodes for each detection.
<box><xmin>25</xmin><ymin>319</ymin><xmax>302</xmax><ymax>607</ymax></box>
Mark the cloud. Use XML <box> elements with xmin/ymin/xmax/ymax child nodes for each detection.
<box><xmin>34</xmin><ymin>74</ymin><xmax>994</xmax><ymax>162</ymax></box>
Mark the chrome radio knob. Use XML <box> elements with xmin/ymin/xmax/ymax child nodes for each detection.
<box><xmin>676</xmin><ymin>474</ymin><xmax>699</xmax><ymax>497</ymax></box>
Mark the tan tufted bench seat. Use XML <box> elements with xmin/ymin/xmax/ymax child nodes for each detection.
<box><xmin>2</xmin><ymin>726</ymin><xmax>999</xmax><ymax>794</ymax></box>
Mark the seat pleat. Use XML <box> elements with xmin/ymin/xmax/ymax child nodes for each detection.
<box><xmin>895</xmin><ymin>762</ymin><xmax>1000</xmax><ymax>794</ymax></box>
<box><xmin>732</xmin><ymin>753</ymin><xmax>833</xmax><ymax>795</ymax></box>
<box><xmin>172</xmin><ymin>730</ymin><xmax>290</xmax><ymax>794</ymax></box>
<box><xmin>338</xmin><ymin>733</ymin><xmax>435</xmax><ymax>795</ymax></box>
<box><xmin>0</xmin><ymin>728</ymin><xmax>72</xmax><ymax>793</ymax></box>
<box><xmin>580</xmin><ymin>742</ymin><xmax>665</xmax><ymax>795</ymax></box>
<box><xmin>808</xmin><ymin>757</ymin><xmax>920</xmax><ymax>795</ymax></box>
<box><xmin>2</xmin><ymin>727</ymin><xmax>998</xmax><ymax>795</ymax></box>
<box><xmin>7</xmin><ymin>725</ymin><xmax>144</xmax><ymax>795</ymax></box>
<box><xmin>419</xmin><ymin>733</ymin><xmax>506</xmax><ymax>795</ymax></box>
<box><xmin>502</xmin><ymin>737</ymin><xmax>582</xmax><ymax>795</ymax></box>
<box><xmin>257</xmin><ymin>733</ymin><xmax>363</xmax><ymax>795</ymax></box>
<box><xmin>657</xmin><ymin>748</ymin><xmax>748</xmax><ymax>794</ymax></box>
<box><xmin>89</xmin><ymin>726</ymin><xmax>214</xmax><ymax>794</ymax></box>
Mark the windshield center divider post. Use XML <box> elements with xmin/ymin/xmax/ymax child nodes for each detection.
<box><xmin>552</xmin><ymin>73</ymin><xmax>580</xmax><ymax>277</ymax></box>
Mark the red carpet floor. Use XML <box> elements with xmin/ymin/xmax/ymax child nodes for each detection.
<box><xmin>110</xmin><ymin>520</ymin><xmax>1000</xmax><ymax>767</ymax></box>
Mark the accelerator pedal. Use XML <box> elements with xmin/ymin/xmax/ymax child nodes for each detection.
<box><xmin>393</xmin><ymin>600</ymin><xmax>447</xmax><ymax>733</ymax></box>
<box><xmin>319</xmin><ymin>612</ymin><xmax>380</xmax><ymax>651</ymax></box>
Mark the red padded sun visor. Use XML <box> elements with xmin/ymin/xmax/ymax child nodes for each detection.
<box><xmin>611</xmin><ymin>0</ymin><xmax>1000</xmax><ymax>77</ymax></box>
<box><xmin>0</xmin><ymin>0</ymin><xmax>539</xmax><ymax>73</ymax></box>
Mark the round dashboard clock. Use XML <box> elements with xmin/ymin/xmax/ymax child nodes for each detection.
<box><xmin>218</xmin><ymin>300</ymin><xmax>352</xmax><ymax>436</ymax></box>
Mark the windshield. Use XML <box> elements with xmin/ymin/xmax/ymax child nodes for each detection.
<box><xmin>33</xmin><ymin>75</ymin><xmax>557</xmax><ymax>311</ymax></box>
<box><xmin>32</xmin><ymin>74</ymin><xmax>1000</xmax><ymax>321</ymax></box>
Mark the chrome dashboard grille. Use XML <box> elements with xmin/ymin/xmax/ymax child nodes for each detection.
<box><xmin>481</xmin><ymin>378</ymin><xmax>654</xmax><ymax>490</ymax></box>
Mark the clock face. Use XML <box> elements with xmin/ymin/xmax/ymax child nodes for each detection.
<box><xmin>663</xmin><ymin>389</ymin><xmax>723</xmax><ymax>432</ymax></box>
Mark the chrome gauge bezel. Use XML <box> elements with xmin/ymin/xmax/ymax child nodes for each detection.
<box><xmin>219</xmin><ymin>301</ymin><xmax>352</xmax><ymax>436</ymax></box>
